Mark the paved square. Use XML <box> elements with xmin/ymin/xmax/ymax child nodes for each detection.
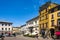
<box><xmin>1</xmin><ymin>35</ymin><xmax>60</xmax><ymax>40</ymax></box>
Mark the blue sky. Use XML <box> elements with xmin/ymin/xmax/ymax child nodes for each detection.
<box><xmin>0</xmin><ymin>0</ymin><xmax>60</xmax><ymax>27</ymax></box>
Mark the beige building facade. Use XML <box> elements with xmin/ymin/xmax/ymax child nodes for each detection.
<box><xmin>0</xmin><ymin>21</ymin><xmax>13</xmax><ymax>34</ymax></box>
<box><xmin>12</xmin><ymin>27</ymin><xmax>21</xmax><ymax>34</ymax></box>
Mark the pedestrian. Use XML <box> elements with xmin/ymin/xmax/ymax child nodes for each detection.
<box><xmin>13</xmin><ymin>33</ymin><xmax>16</xmax><ymax>37</ymax></box>
<box><xmin>8</xmin><ymin>32</ymin><xmax>11</xmax><ymax>36</ymax></box>
<box><xmin>35</xmin><ymin>34</ymin><xmax>39</xmax><ymax>40</ymax></box>
<box><xmin>1</xmin><ymin>33</ymin><xmax>4</xmax><ymax>36</ymax></box>
<box><xmin>41</xmin><ymin>29</ymin><xmax>45</xmax><ymax>38</ymax></box>
<box><xmin>1</xmin><ymin>33</ymin><xmax>5</xmax><ymax>40</ymax></box>
<box><xmin>45</xmin><ymin>29</ymin><xmax>49</xmax><ymax>39</ymax></box>
<box><xmin>1</xmin><ymin>36</ymin><xmax>4</xmax><ymax>40</ymax></box>
<box><xmin>50</xmin><ymin>28</ymin><xmax>55</xmax><ymax>39</ymax></box>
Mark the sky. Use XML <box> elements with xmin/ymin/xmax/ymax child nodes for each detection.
<box><xmin>0</xmin><ymin>0</ymin><xmax>60</xmax><ymax>27</ymax></box>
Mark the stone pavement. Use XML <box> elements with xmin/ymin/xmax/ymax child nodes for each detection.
<box><xmin>1</xmin><ymin>35</ymin><xmax>60</xmax><ymax>40</ymax></box>
<box><xmin>16</xmin><ymin>35</ymin><xmax>53</xmax><ymax>40</ymax></box>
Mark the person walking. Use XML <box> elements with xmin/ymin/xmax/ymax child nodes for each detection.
<box><xmin>8</xmin><ymin>32</ymin><xmax>11</xmax><ymax>36</ymax></box>
<box><xmin>1</xmin><ymin>36</ymin><xmax>4</xmax><ymax>40</ymax></box>
<box><xmin>35</xmin><ymin>34</ymin><xmax>39</xmax><ymax>40</ymax></box>
<box><xmin>1</xmin><ymin>33</ymin><xmax>5</xmax><ymax>40</ymax></box>
<box><xmin>13</xmin><ymin>33</ymin><xmax>16</xmax><ymax>37</ymax></box>
<box><xmin>45</xmin><ymin>29</ymin><xmax>50</xmax><ymax>39</ymax></box>
<box><xmin>41</xmin><ymin>29</ymin><xmax>45</xmax><ymax>38</ymax></box>
<box><xmin>50</xmin><ymin>28</ymin><xmax>55</xmax><ymax>39</ymax></box>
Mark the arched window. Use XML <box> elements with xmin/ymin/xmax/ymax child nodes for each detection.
<box><xmin>51</xmin><ymin>14</ymin><xmax>54</xmax><ymax>19</ymax></box>
<box><xmin>9</xmin><ymin>28</ymin><xmax>10</xmax><ymax>30</ymax></box>
<box><xmin>2</xmin><ymin>28</ymin><xmax>4</xmax><ymax>30</ymax></box>
<box><xmin>58</xmin><ymin>12</ymin><xmax>60</xmax><ymax>17</ymax></box>
<box><xmin>9</xmin><ymin>24</ymin><xmax>10</xmax><ymax>26</ymax></box>
<box><xmin>5</xmin><ymin>28</ymin><xmax>7</xmax><ymax>30</ymax></box>
<box><xmin>5</xmin><ymin>24</ymin><xmax>7</xmax><ymax>26</ymax></box>
<box><xmin>2</xmin><ymin>24</ymin><xmax>4</xmax><ymax>26</ymax></box>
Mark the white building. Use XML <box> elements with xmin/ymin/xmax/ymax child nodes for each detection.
<box><xmin>0</xmin><ymin>21</ymin><xmax>13</xmax><ymax>34</ymax></box>
<box><xmin>20</xmin><ymin>24</ymin><xmax>27</xmax><ymax>34</ymax></box>
<box><xmin>26</xmin><ymin>16</ymin><xmax>39</xmax><ymax>35</ymax></box>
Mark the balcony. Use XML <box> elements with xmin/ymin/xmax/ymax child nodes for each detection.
<box><xmin>26</xmin><ymin>24</ymin><xmax>38</xmax><ymax>28</ymax></box>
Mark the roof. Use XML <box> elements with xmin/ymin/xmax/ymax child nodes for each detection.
<box><xmin>48</xmin><ymin>5</ymin><xmax>60</xmax><ymax>13</ymax></box>
<box><xmin>20</xmin><ymin>24</ymin><xmax>26</xmax><ymax>27</ymax></box>
<box><xmin>0</xmin><ymin>21</ymin><xmax>13</xmax><ymax>24</ymax></box>
<box><xmin>26</xmin><ymin>16</ymin><xmax>39</xmax><ymax>23</ymax></box>
<box><xmin>39</xmin><ymin>1</ymin><xmax>59</xmax><ymax>12</ymax></box>
<box><xmin>13</xmin><ymin>27</ymin><xmax>20</xmax><ymax>28</ymax></box>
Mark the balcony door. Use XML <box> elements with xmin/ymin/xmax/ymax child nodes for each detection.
<box><xmin>57</xmin><ymin>19</ymin><xmax>60</xmax><ymax>30</ymax></box>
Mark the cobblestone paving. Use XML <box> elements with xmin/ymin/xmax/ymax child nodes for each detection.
<box><xmin>1</xmin><ymin>35</ymin><xmax>60</xmax><ymax>40</ymax></box>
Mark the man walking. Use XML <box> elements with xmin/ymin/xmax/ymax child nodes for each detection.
<box><xmin>50</xmin><ymin>28</ymin><xmax>55</xmax><ymax>39</ymax></box>
<box><xmin>35</xmin><ymin>34</ymin><xmax>39</xmax><ymax>40</ymax></box>
<box><xmin>41</xmin><ymin>29</ymin><xmax>45</xmax><ymax>38</ymax></box>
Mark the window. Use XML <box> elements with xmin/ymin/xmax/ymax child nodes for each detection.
<box><xmin>54</xmin><ymin>8</ymin><xmax>58</xmax><ymax>11</ymax></box>
<box><xmin>46</xmin><ymin>8</ymin><xmax>47</xmax><ymax>12</ymax></box>
<box><xmin>46</xmin><ymin>14</ymin><xmax>48</xmax><ymax>19</ymax></box>
<box><xmin>42</xmin><ymin>24</ymin><xmax>44</xmax><ymax>28</ymax></box>
<box><xmin>49</xmin><ymin>8</ymin><xmax>54</xmax><ymax>13</ymax></box>
<box><xmin>5</xmin><ymin>28</ymin><xmax>7</xmax><ymax>30</ymax></box>
<box><xmin>9</xmin><ymin>28</ymin><xmax>10</xmax><ymax>30</ymax></box>
<box><xmin>46</xmin><ymin>22</ymin><xmax>48</xmax><ymax>28</ymax></box>
<box><xmin>40</xmin><ymin>17</ymin><xmax>41</xmax><ymax>21</ymax></box>
<box><xmin>2</xmin><ymin>24</ymin><xmax>4</xmax><ymax>26</ymax></box>
<box><xmin>40</xmin><ymin>13</ymin><xmax>41</xmax><ymax>15</ymax></box>
<box><xmin>41</xmin><ymin>16</ymin><xmax>44</xmax><ymax>20</ymax></box>
<box><xmin>51</xmin><ymin>14</ymin><xmax>54</xmax><ymax>19</ymax></box>
<box><xmin>57</xmin><ymin>19</ymin><xmax>60</xmax><ymax>26</ymax></box>
<box><xmin>43</xmin><ymin>9</ymin><xmax>46</xmax><ymax>13</ymax></box>
<box><xmin>40</xmin><ymin>24</ymin><xmax>41</xmax><ymax>29</ymax></box>
<box><xmin>51</xmin><ymin>20</ymin><xmax>54</xmax><ymax>26</ymax></box>
<box><xmin>9</xmin><ymin>24</ymin><xmax>10</xmax><ymax>26</ymax></box>
<box><xmin>58</xmin><ymin>12</ymin><xmax>60</xmax><ymax>17</ymax></box>
<box><xmin>35</xmin><ymin>21</ymin><xmax>37</xmax><ymax>24</ymax></box>
<box><xmin>29</xmin><ymin>22</ymin><xmax>33</xmax><ymax>25</ymax></box>
<box><xmin>5</xmin><ymin>24</ymin><xmax>7</xmax><ymax>26</ymax></box>
<box><xmin>2</xmin><ymin>28</ymin><xmax>4</xmax><ymax>30</ymax></box>
<box><xmin>49</xmin><ymin>10</ymin><xmax>51</xmax><ymax>13</ymax></box>
<box><xmin>59</xmin><ymin>22</ymin><xmax>60</xmax><ymax>24</ymax></box>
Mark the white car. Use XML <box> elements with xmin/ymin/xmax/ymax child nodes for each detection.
<box><xmin>24</xmin><ymin>33</ymin><xmax>29</xmax><ymax>35</ymax></box>
<box><xmin>32</xmin><ymin>32</ymin><xmax>38</xmax><ymax>35</ymax></box>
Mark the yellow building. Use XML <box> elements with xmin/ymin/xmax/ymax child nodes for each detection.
<box><xmin>39</xmin><ymin>2</ymin><xmax>60</xmax><ymax>30</ymax></box>
<box><xmin>48</xmin><ymin>5</ymin><xmax>60</xmax><ymax>30</ymax></box>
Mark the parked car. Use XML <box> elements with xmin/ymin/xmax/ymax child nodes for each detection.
<box><xmin>0</xmin><ymin>34</ymin><xmax>2</xmax><ymax>38</ymax></box>
<box><xmin>12</xmin><ymin>33</ymin><xmax>16</xmax><ymax>37</ymax></box>
<box><xmin>32</xmin><ymin>32</ymin><xmax>38</xmax><ymax>35</ymax></box>
<box><xmin>0</xmin><ymin>34</ymin><xmax>5</xmax><ymax>38</ymax></box>
<box><xmin>24</xmin><ymin>33</ymin><xmax>29</xmax><ymax>35</ymax></box>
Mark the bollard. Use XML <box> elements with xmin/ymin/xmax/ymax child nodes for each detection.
<box><xmin>1</xmin><ymin>37</ymin><xmax>4</xmax><ymax>40</ymax></box>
